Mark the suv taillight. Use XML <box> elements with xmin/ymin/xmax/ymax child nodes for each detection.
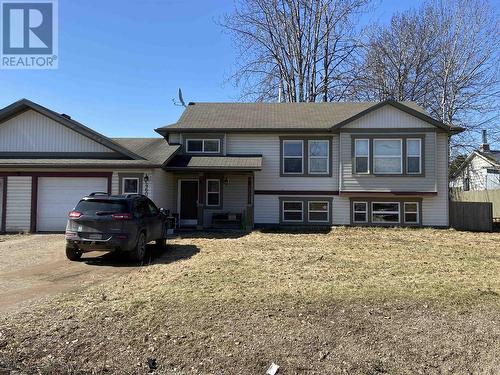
<box><xmin>112</xmin><ymin>213</ymin><xmax>133</xmax><ymax>220</ymax></box>
<box><xmin>69</xmin><ymin>211</ymin><xmax>82</xmax><ymax>218</ymax></box>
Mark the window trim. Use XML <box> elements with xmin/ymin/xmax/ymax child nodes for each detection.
<box><xmin>308</xmin><ymin>140</ymin><xmax>330</xmax><ymax>175</ymax></box>
<box><xmin>205</xmin><ymin>179</ymin><xmax>221</xmax><ymax>207</ymax></box>
<box><xmin>350</xmin><ymin>198</ymin><xmax>422</xmax><ymax>226</ymax></box>
<box><xmin>282</xmin><ymin>200</ymin><xmax>304</xmax><ymax>222</ymax></box>
<box><xmin>406</xmin><ymin>138</ymin><xmax>422</xmax><ymax>175</ymax></box>
<box><xmin>282</xmin><ymin>139</ymin><xmax>304</xmax><ymax>175</ymax></box>
<box><xmin>371</xmin><ymin>201</ymin><xmax>401</xmax><ymax>224</ymax></box>
<box><xmin>186</xmin><ymin>138</ymin><xmax>221</xmax><ymax>154</ymax></box>
<box><xmin>373</xmin><ymin>139</ymin><xmax>403</xmax><ymax>175</ymax></box>
<box><xmin>404</xmin><ymin>202</ymin><xmax>419</xmax><ymax>224</ymax></box>
<box><xmin>308</xmin><ymin>201</ymin><xmax>330</xmax><ymax>223</ymax></box>
<box><xmin>354</xmin><ymin>139</ymin><xmax>370</xmax><ymax>174</ymax></box>
<box><xmin>352</xmin><ymin>135</ymin><xmax>425</xmax><ymax>177</ymax></box>
<box><xmin>352</xmin><ymin>201</ymin><xmax>368</xmax><ymax>223</ymax></box>
<box><xmin>122</xmin><ymin>177</ymin><xmax>140</xmax><ymax>194</ymax></box>
<box><xmin>280</xmin><ymin>137</ymin><xmax>332</xmax><ymax>177</ymax></box>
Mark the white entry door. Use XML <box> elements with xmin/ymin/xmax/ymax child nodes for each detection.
<box><xmin>37</xmin><ymin>177</ymin><xmax>108</xmax><ymax>232</ymax></box>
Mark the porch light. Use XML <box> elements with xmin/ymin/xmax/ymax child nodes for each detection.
<box><xmin>224</xmin><ymin>177</ymin><xmax>229</xmax><ymax>185</ymax></box>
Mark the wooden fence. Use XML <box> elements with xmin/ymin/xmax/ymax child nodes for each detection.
<box><xmin>450</xmin><ymin>189</ymin><xmax>500</xmax><ymax>220</ymax></box>
<box><xmin>449</xmin><ymin>201</ymin><xmax>493</xmax><ymax>232</ymax></box>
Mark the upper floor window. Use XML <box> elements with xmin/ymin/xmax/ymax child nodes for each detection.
<box><xmin>373</xmin><ymin>139</ymin><xmax>402</xmax><ymax>174</ymax></box>
<box><xmin>354</xmin><ymin>139</ymin><xmax>369</xmax><ymax>174</ymax></box>
<box><xmin>283</xmin><ymin>140</ymin><xmax>304</xmax><ymax>174</ymax></box>
<box><xmin>186</xmin><ymin>139</ymin><xmax>220</xmax><ymax>153</ymax></box>
<box><xmin>308</xmin><ymin>140</ymin><xmax>329</xmax><ymax>174</ymax></box>
<box><xmin>407</xmin><ymin>139</ymin><xmax>422</xmax><ymax>174</ymax></box>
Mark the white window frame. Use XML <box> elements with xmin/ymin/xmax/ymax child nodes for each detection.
<box><xmin>122</xmin><ymin>177</ymin><xmax>139</xmax><ymax>194</ymax></box>
<box><xmin>308</xmin><ymin>201</ymin><xmax>330</xmax><ymax>223</ymax></box>
<box><xmin>308</xmin><ymin>140</ymin><xmax>330</xmax><ymax>175</ymax></box>
<box><xmin>404</xmin><ymin>202</ymin><xmax>419</xmax><ymax>224</ymax></box>
<box><xmin>373</xmin><ymin>139</ymin><xmax>403</xmax><ymax>174</ymax></box>
<box><xmin>205</xmin><ymin>179</ymin><xmax>221</xmax><ymax>207</ymax></box>
<box><xmin>186</xmin><ymin>139</ymin><xmax>221</xmax><ymax>154</ymax></box>
<box><xmin>354</xmin><ymin>139</ymin><xmax>370</xmax><ymax>174</ymax></box>
<box><xmin>282</xmin><ymin>200</ymin><xmax>304</xmax><ymax>222</ymax></box>
<box><xmin>282</xmin><ymin>140</ymin><xmax>304</xmax><ymax>175</ymax></box>
<box><xmin>352</xmin><ymin>201</ymin><xmax>368</xmax><ymax>223</ymax></box>
<box><xmin>406</xmin><ymin>138</ymin><xmax>422</xmax><ymax>174</ymax></box>
<box><xmin>371</xmin><ymin>202</ymin><xmax>400</xmax><ymax>223</ymax></box>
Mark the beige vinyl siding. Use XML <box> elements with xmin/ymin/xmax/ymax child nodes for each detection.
<box><xmin>422</xmin><ymin>133</ymin><xmax>449</xmax><ymax>226</ymax></box>
<box><xmin>0</xmin><ymin>178</ymin><xmax>3</xmax><ymax>231</ymax></box>
<box><xmin>5</xmin><ymin>176</ymin><xmax>32</xmax><ymax>232</ymax></box>
<box><xmin>0</xmin><ymin>110</ymin><xmax>113</xmax><ymax>153</ymax></box>
<box><xmin>226</xmin><ymin>133</ymin><xmax>339</xmax><ymax>190</ymax></box>
<box><xmin>344</xmin><ymin>105</ymin><xmax>435</xmax><ymax>129</ymax></box>
<box><xmin>254</xmin><ymin>195</ymin><xmax>280</xmax><ymax>224</ymax></box>
<box><xmin>340</xmin><ymin>131</ymin><xmax>436</xmax><ymax>192</ymax></box>
<box><xmin>332</xmin><ymin>196</ymin><xmax>350</xmax><ymax>225</ymax></box>
<box><xmin>150</xmin><ymin>170</ymin><xmax>176</xmax><ymax>210</ymax></box>
<box><xmin>169</xmin><ymin>133</ymin><xmax>181</xmax><ymax>144</ymax></box>
<box><xmin>203</xmin><ymin>175</ymin><xmax>248</xmax><ymax>224</ymax></box>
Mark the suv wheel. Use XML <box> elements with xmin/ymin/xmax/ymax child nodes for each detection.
<box><xmin>131</xmin><ymin>232</ymin><xmax>146</xmax><ymax>262</ymax></box>
<box><xmin>66</xmin><ymin>245</ymin><xmax>82</xmax><ymax>261</ymax></box>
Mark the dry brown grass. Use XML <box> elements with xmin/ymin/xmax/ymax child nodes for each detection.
<box><xmin>1</xmin><ymin>227</ymin><xmax>499</xmax><ymax>374</ymax></box>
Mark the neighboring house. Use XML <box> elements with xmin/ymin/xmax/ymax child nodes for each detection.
<box><xmin>450</xmin><ymin>132</ymin><xmax>500</xmax><ymax>191</ymax></box>
<box><xmin>0</xmin><ymin>98</ymin><xmax>462</xmax><ymax>233</ymax></box>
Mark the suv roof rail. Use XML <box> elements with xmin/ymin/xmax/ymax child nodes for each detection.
<box><xmin>124</xmin><ymin>193</ymin><xmax>144</xmax><ymax>199</ymax></box>
<box><xmin>88</xmin><ymin>192</ymin><xmax>110</xmax><ymax>197</ymax></box>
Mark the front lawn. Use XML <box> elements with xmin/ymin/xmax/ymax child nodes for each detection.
<box><xmin>1</xmin><ymin>227</ymin><xmax>499</xmax><ymax>374</ymax></box>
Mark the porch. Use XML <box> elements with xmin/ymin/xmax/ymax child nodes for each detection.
<box><xmin>164</xmin><ymin>155</ymin><xmax>262</xmax><ymax>230</ymax></box>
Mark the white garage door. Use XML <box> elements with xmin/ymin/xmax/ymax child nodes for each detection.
<box><xmin>37</xmin><ymin>177</ymin><xmax>108</xmax><ymax>232</ymax></box>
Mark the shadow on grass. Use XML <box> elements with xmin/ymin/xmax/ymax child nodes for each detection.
<box><xmin>81</xmin><ymin>243</ymin><xmax>199</xmax><ymax>267</ymax></box>
<box><xmin>170</xmin><ymin>230</ymin><xmax>249</xmax><ymax>240</ymax></box>
<box><xmin>258</xmin><ymin>226</ymin><xmax>332</xmax><ymax>234</ymax></box>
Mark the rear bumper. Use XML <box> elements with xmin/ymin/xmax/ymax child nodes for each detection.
<box><xmin>65</xmin><ymin>233</ymin><xmax>135</xmax><ymax>252</ymax></box>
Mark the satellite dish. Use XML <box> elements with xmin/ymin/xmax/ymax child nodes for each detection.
<box><xmin>178</xmin><ymin>88</ymin><xmax>187</xmax><ymax>108</ymax></box>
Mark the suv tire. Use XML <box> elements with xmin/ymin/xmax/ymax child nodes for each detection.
<box><xmin>155</xmin><ymin>238</ymin><xmax>167</xmax><ymax>250</ymax></box>
<box><xmin>66</xmin><ymin>245</ymin><xmax>82</xmax><ymax>261</ymax></box>
<box><xmin>130</xmin><ymin>232</ymin><xmax>146</xmax><ymax>262</ymax></box>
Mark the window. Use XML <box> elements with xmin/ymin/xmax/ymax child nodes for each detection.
<box><xmin>352</xmin><ymin>201</ymin><xmax>368</xmax><ymax>223</ymax></box>
<box><xmin>404</xmin><ymin>202</ymin><xmax>419</xmax><ymax>224</ymax></box>
<box><xmin>186</xmin><ymin>139</ymin><xmax>220</xmax><ymax>153</ymax></box>
<box><xmin>206</xmin><ymin>179</ymin><xmax>221</xmax><ymax>206</ymax></box>
<box><xmin>463</xmin><ymin>177</ymin><xmax>470</xmax><ymax>191</ymax></box>
<box><xmin>371</xmin><ymin>202</ymin><xmax>400</xmax><ymax>223</ymax></box>
<box><xmin>283</xmin><ymin>140</ymin><xmax>304</xmax><ymax>174</ymax></box>
<box><xmin>308</xmin><ymin>201</ymin><xmax>329</xmax><ymax>222</ymax></box>
<box><xmin>282</xmin><ymin>201</ymin><xmax>303</xmax><ymax>222</ymax></box>
<box><xmin>308</xmin><ymin>140</ymin><xmax>329</xmax><ymax>174</ymax></box>
<box><xmin>373</xmin><ymin>139</ymin><xmax>402</xmax><ymax>174</ymax></box>
<box><xmin>122</xmin><ymin>178</ymin><xmax>139</xmax><ymax>194</ymax></box>
<box><xmin>407</xmin><ymin>139</ymin><xmax>422</xmax><ymax>174</ymax></box>
<box><xmin>354</xmin><ymin>139</ymin><xmax>369</xmax><ymax>174</ymax></box>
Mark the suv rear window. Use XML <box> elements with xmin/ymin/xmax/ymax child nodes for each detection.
<box><xmin>75</xmin><ymin>200</ymin><xmax>129</xmax><ymax>214</ymax></box>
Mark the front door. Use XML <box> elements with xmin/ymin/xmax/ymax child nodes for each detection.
<box><xmin>179</xmin><ymin>180</ymin><xmax>198</xmax><ymax>226</ymax></box>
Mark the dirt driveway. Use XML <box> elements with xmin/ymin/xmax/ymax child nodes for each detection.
<box><xmin>0</xmin><ymin>234</ymin><xmax>147</xmax><ymax>314</ymax></box>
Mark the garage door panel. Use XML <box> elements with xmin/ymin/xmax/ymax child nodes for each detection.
<box><xmin>37</xmin><ymin>177</ymin><xmax>108</xmax><ymax>232</ymax></box>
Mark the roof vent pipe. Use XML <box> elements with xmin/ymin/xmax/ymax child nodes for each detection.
<box><xmin>61</xmin><ymin>113</ymin><xmax>71</xmax><ymax>120</ymax></box>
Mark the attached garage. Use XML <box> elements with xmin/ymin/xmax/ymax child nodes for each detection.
<box><xmin>36</xmin><ymin>177</ymin><xmax>108</xmax><ymax>232</ymax></box>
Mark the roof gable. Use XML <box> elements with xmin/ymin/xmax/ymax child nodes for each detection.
<box><xmin>0</xmin><ymin>99</ymin><xmax>144</xmax><ymax>159</ymax></box>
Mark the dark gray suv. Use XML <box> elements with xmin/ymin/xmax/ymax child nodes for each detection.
<box><xmin>65</xmin><ymin>193</ymin><xmax>168</xmax><ymax>262</ymax></box>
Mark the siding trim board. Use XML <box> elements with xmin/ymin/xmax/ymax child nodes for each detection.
<box><xmin>349</xmin><ymin>197</ymin><xmax>423</xmax><ymax>226</ymax></box>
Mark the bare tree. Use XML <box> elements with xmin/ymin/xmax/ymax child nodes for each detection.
<box><xmin>220</xmin><ymin>0</ymin><xmax>370</xmax><ymax>102</ymax></box>
<box><xmin>357</xmin><ymin>0</ymin><xmax>500</xmax><ymax>150</ymax></box>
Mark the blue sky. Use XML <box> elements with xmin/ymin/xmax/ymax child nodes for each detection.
<box><xmin>0</xmin><ymin>0</ymin><xmax>450</xmax><ymax>137</ymax></box>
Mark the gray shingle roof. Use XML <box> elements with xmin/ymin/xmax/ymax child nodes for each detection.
<box><xmin>156</xmin><ymin>100</ymin><xmax>441</xmax><ymax>133</ymax></box>
<box><xmin>111</xmin><ymin>138</ymin><xmax>179</xmax><ymax>165</ymax></box>
<box><xmin>165</xmin><ymin>155</ymin><xmax>262</xmax><ymax>171</ymax></box>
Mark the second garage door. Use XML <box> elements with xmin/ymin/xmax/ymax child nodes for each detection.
<box><xmin>37</xmin><ymin>177</ymin><xmax>108</xmax><ymax>232</ymax></box>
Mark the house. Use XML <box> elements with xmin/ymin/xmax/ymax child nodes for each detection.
<box><xmin>450</xmin><ymin>131</ymin><xmax>500</xmax><ymax>191</ymax></box>
<box><xmin>0</xmin><ymin>98</ymin><xmax>462</xmax><ymax>233</ymax></box>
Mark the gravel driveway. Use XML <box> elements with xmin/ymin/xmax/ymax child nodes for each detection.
<box><xmin>0</xmin><ymin>234</ymin><xmax>144</xmax><ymax>314</ymax></box>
